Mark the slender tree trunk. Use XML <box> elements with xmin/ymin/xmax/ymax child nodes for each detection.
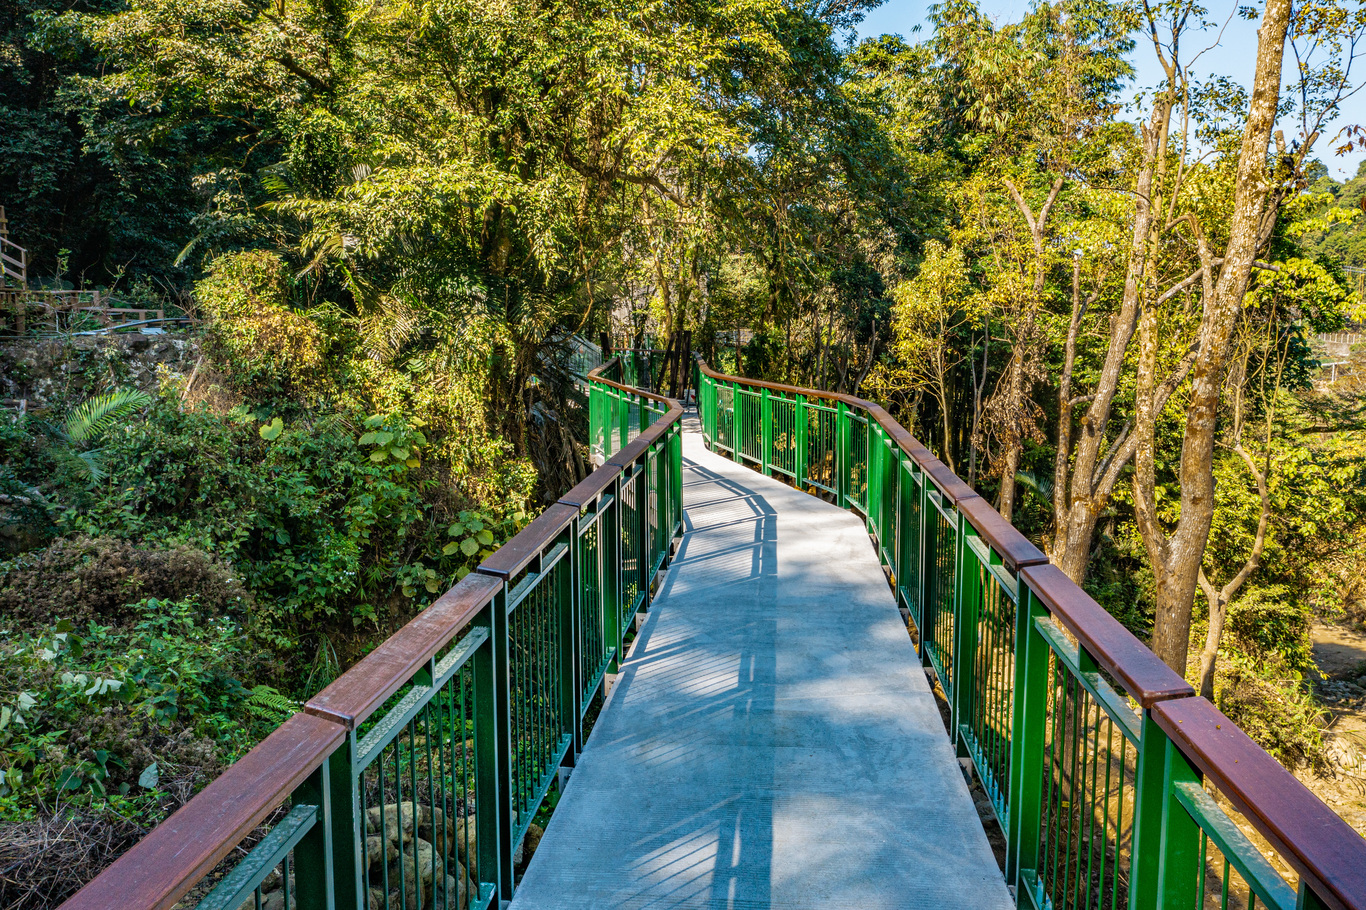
<box><xmin>1142</xmin><ymin>0</ymin><xmax>1291</xmax><ymax>674</ymax></box>
<box><xmin>997</xmin><ymin>354</ymin><xmax>1024</xmax><ymax>522</ymax></box>
<box><xmin>1049</xmin><ymin>82</ymin><xmax>1173</xmax><ymax>583</ymax></box>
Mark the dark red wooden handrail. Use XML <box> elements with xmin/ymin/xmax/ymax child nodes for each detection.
<box><xmin>61</xmin><ymin>714</ymin><xmax>345</xmax><ymax>910</ymax></box>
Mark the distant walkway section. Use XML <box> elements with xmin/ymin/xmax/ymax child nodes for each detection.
<box><xmin>510</xmin><ymin>415</ymin><xmax>1013</xmax><ymax>910</ymax></box>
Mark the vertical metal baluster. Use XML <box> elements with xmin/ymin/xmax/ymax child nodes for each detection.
<box><xmin>462</xmin><ymin>668</ymin><xmax>474</xmax><ymax>891</ymax></box>
<box><xmin>379</xmin><ymin>744</ymin><xmax>392</xmax><ymax>908</ymax></box>
<box><xmin>1097</xmin><ymin>719</ymin><xmax>1115</xmax><ymax>910</ymax></box>
<box><xmin>1111</xmin><ymin>737</ymin><xmax>1130</xmax><ymax>910</ymax></box>
<box><xmin>539</xmin><ymin>571</ymin><xmax>549</xmax><ymax>783</ymax></box>
<box><xmin>1197</xmin><ymin>832</ymin><xmax>1208</xmax><ymax>908</ymax></box>
<box><xmin>1061</xmin><ymin>676</ymin><xmax>1081</xmax><ymax>908</ymax></box>
<box><xmin>517</xmin><ymin>602</ymin><xmax>528</xmax><ymax>825</ymax></box>
<box><xmin>410</xmin><ymin>719</ymin><xmax>422</xmax><ymax>906</ymax></box>
<box><xmin>1081</xmin><ymin>706</ymin><xmax>1104</xmax><ymax>907</ymax></box>
<box><xmin>1045</xmin><ymin>659</ymin><xmax>1064</xmax><ymax>901</ymax></box>
<box><xmin>1049</xmin><ymin>662</ymin><xmax>1070</xmax><ymax>904</ymax></box>
<box><xmin>526</xmin><ymin>584</ymin><xmax>538</xmax><ymax>813</ymax></box>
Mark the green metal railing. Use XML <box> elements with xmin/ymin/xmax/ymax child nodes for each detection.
<box><xmin>697</xmin><ymin>359</ymin><xmax>1366</xmax><ymax>910</ymax></box>
<box><xmin>62</xmin><ymin>355</ymin><xmax>682</xmax><ymax>910</ymax></box>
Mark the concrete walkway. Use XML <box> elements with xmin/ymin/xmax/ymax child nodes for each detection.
<box><xmin>509</xmin><ymin>416</ymin><xmax>1014</xmax><ymax>910</ymax></box>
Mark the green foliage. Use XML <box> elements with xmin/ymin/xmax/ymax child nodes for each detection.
<box><xmin>1225</xmin><ymin>586</ymin><xmax>1317</xmax><ymax>675</ymax></box>
<box><xmin>1296</xmin><ymin>164</ymin><xmax>1366</xmax><ymax>270</ymax></box>
<box><xmin>0</xmin><ymin>600</ymin><xmax>277</xmax><ymax>814</ymax></box>
<box><xmin>1217</xmin><ymin>659</ymin><xmax>1329</xmax><ymax>774</ymax></box>
<box><xmin>54</xmin><ymin>389</ymin><xmax>154</xmax><ymax>482</ymax></box>
<box><xmin>60</xmin><ymin>390</ymin><xmax>153</xmax><ymax>446</ymax></box>
<box><xmin>441</xmin><ymin>508</ymin><xmax>527</xmax><ymax>584</ymax></box>
<box><xmin>60</xmin><ymin>402</ymin><xmax>415</xmax><ymax>626</ymax></box>
<box><xmin>195</xmin><ymin>251</ymin><xmax>332</xmax><ymax>400</ymax></box>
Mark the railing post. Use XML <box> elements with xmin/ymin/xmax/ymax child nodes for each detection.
<box><xmin>671</xmin><ymin>426</ymin><xmax>683</xmax><ymax>540</ymax></box>
<box><xmin>866</xmin><ymin>425</ymin><xmax>879</xmax><ymax>531</ymax></box>
<box><xmin>1299</xmin><ymin>883</ymin><xmax>1334</xmax><ymax>909</ymax></box>
<box><xmin>474</xmin><ymin>589</ymin><xmax>515</xmax><ymax>901</ymax></box>
<box><xmin>867</xmin><ymin>426</ymin><xmax>882</xmax><ymax>535</ymax></box>
<box><xmin>1143</xmin><ymin>726</ymin><xmax>1205</xmax><ymax>907</ymax></box>
<box><xmin>918</xmin><ymin>481</ymin><xmax>935</xmax><ymax>671</ymax></box>
<box><xmin>760</xmin><ymin>387</ymin><xmax>773</xmax><ymax>476</ymax></box>
<box><xmin>637</xmin><ymin>460</ymin><xmax>651</xmax><ymax>613</ymax></box>
<box><xmin>950</xmin><ymin>529</ymin><xmax>981</xmax><ymax>759</ymax></box>
<box><xmin>795</xmin><ymin>394</ymin><xmax>808</xmax><ymax>491</ymax></box>
<box><xmin>292</xmin><ymin>760</ymin><xmax>333</xmax><ymax>910</ymax></box>
<box><xmin>1129</xmin><ymin>706</ymin><xmax>1196</xmax><ymax>909</ymax></box>
<box><xmin>836</xmin><ymin>400</ymin><xmax>849</xmax><ymax>507</ymax></box>
<box><xmin>1006</xmin><ymin>582</ymin><xmax>1050</xmax><ymax>891</ymax></box>
<box><xmin>730</xmin><ymin>380</ymin><xmax>740</xmax><ymax>462</ymax></box>
<box><xmin>564</xmin><ymin>519</ymin><xmax>584</xmax><ymax>760</ymax></box>
<box><xmin>604</xmin><ymin>482</ymin><xmax>623</xmax><ymax>675</ymax></box>
<box><xmin>325</xmin><ymin>739</ymin><xmax>363</xmax><ymax>910</ymax></box>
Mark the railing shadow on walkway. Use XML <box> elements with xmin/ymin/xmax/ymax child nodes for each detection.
<box><xmin>562</xmin><ymin>454</ymin><xmax>778</xmax><ymax>908</ymax></box>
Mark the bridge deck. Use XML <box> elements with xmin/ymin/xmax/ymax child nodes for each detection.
<box><xmin>510</xmin><ymin>417</ymin><xmax>1013</xmax><ymax>909</ymax></box>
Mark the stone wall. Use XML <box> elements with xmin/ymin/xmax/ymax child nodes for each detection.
<box><xmin>0</xmin><ymin>333</ymin><xmax>200</xmax><ymax>409</ymax></box>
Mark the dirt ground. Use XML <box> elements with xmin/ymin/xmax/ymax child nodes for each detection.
<box><xmin>1303</xmin><ymin>622</ymin><xmax>1366</xmax><ymax>834</ymax></box>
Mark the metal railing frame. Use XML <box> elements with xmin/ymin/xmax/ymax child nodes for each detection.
<box><xmin>60</xmin><ymin>354</ymin><xmax>683</xmax><ymax>910</ymax></box>
<box><xmin>696</xmin><ymin>357</ymin><xmax>1366</xmax><ymax>910</ymax></box>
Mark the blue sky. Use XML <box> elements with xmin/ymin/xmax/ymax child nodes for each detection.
<box><xmin>855</xmin><ymin>1</ymin><xmax>1366</xmax><ymax>179</ymax></box>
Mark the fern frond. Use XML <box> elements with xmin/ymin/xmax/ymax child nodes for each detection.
<box><xmin>62</xmin><ymin>389</ymin><xmax>153</xmax><ymax>445</ymax></box>
<box><xmin>245</xmin><ymin>685</ymin><xmax>299</xmax><ymax>722</ymax></box>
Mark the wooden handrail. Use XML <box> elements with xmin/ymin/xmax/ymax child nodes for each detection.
<box><xmin>1021</xmin><ymin>564</ymin><xmax>1192</xmax><ymax>707</ymax></box>
<box><xmin>305</xmin><ymin>573</ymin><xmax>503</xmax><ymax>728</ymax></box>
<box><xmin>478</xmin><ymin>356</ymin><xmax>683</xmax><ymax>581</ymax></box>
<box><xmin>60</xmin><ymin>714</ymin><xmax>344</xmax><ymax>910</ymax></box>
<box><xmin>1155</xmin><ymin>697</ymin><xmax>1366</xmax><ymax>910</ymax></box>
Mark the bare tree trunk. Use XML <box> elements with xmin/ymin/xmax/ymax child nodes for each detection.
<box><xmin>997</xmin><ymin>356</ymin><xmax>1024</xmax><ymax>522</ymax></box>
<box><xmin>1141</xmin><ymin>0</ymin><xmax>1291</xmax><ymax>674</ymax></box>
<box><xmin>1049</xmin><ymin>70</ymin><xmax>1174</xmax><ymax>583</ymax></box>
<box><xmin>968</xmin><ymin>327</ymin><xmax>988</xmax><ymax>488</ymax></box>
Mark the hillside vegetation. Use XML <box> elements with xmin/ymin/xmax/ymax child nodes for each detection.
<box><xmin>2</xmin><ymin>0</ymin><xmax>1366</xmax><ymax>903</ymax></box>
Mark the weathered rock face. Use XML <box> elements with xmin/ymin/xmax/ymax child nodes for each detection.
<box><xmin>0</xmin><ymin>334</ymin><xmax>199</xmax><ymax>408</ymax></box>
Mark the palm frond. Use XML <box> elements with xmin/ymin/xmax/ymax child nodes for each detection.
<box><xmin>62</xmin><ymin>389</ymin><xmax>153</xmax><ymax>445</ymax></box>
<box><xmin>75</xmin><ymin>449</ymin><xmax>108</xmax><ymax>483</ymax></box>
<box><xmin>1014</xmin><ymin>470</ymin><xmax>1054</xmax><ymax>503</ymax></box>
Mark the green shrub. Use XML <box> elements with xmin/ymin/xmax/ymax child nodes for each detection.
<box><xmin>54</xmin><ymin>399</ymin><xmax>527</xmax><ymax>631</ymax></box>
<box><xmin>1217</xmin><ymin>658</ymin><xmax>1329</xmax><ymax>774</ymax></box>
<box><xmin>195</xmin><ymin>251</ymin><xmax>333</xmax><ymax>399</ymax></box>
<box><xmin>1225</xmin><ymin>585</ymin><xmax>1316</xmax><ymax>675</ymax></box>
<box><xmin>0</xmin><ymin>537</ymin><xmax>250</xmax><ymax>634</ymax></box>
<box><xmin>0</xmin><ymin>599</ymin><xmax>288</xmax><ymax>819</ymax></box>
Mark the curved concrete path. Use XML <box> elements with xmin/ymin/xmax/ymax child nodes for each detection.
<box><xmin>509</xmin><ymin>415</ymin><xmax>1014</xmax><ymax>910</ymax></box>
